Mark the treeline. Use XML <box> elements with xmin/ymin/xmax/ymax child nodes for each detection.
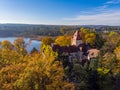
<box><xmin>0</xmin><ymin>24</ymin><xmax>79</xmax><ymax>37</ymax></box>
<box><xmin>0</xmin><ymin>24</ymin><xmax>120</xmax><ymax>37</ymax></box>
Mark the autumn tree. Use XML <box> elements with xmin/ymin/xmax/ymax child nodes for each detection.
<box><xmin>0</xmin><ymin>44</ymin><xmax>74</xmax><ymax>90</ymax></box>
<box><xmin>101</xmin><ymin>32</ymin><xmax>120</xmax><ymax>54</ymax></box>
<box><xmin>41</xmin><ymin>37</ymin><xmax>54</xmax><ymax>45</ymax></box>
<box><xmin>1</xmin><ymin>40</ymin><xmax>14</xmax><ymax>50</ymax></box>
<box><xmin>114</xmin><ymin>46</ymin><xmax>120</xmax><ymax>74</ymax></box>
<box><xmin>14</xmin><ymin>46</ymin><xmax>74</xmax><ymax>90</ymax></box>
<box><xmin>0</xmin><ymin>40</ymin><xmax>23</xmax><ymax>67</ymax></box>
<box><xmin>14</xmin><ymin>37</ymin><xmax>27</xmax><ymax>56</ymax></box>
<box><xmin>84</xmin><ymin>33</ymin><xmax>96</xmax><ymax>44</ymax></box>
<box><xmin>0</xmin><ymin>63</ymin><xmax>26</xmax><ymax>90</ymax></box>
<box><xmin>80</xmin><ymin>28</ymin><xmax>96</xmax><ymax>45</ymax></box>
<box><xmin>0</xmin><ymin>40</ymin><xmax>25</xmax><ymax>89</ymax></box>
<box><xmin>109</xmin><ymin>31</ymin><xmax>118</xmax><ymax>37</ymax></box>
<box><xmin>55</xmin><ymin>36</ymin><xmax>71</xmax><ymax>46</ymax></box>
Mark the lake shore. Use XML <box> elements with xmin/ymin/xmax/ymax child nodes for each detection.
<box><xmin>30</xmin><ymin>35</ymin><xmax>57</xmax><ymax>41</ymax></box>
<box><xmin>0</xmin><ymin>35</ymin><xmax>57</xmax><ymax>42</ymax></box>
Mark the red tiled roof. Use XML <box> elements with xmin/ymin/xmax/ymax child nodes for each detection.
<box><xmin>52</xmin><ymin>45</ymin><xmax>79</xmax><ymax>53</ymax></box>
<box><xmin>52</xmin><ymin>43</ymin><xmax>92</xmax><ymax>54</ymax></box>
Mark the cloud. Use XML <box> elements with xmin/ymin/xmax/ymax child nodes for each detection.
<box><xmin>105</xmin><ymin>0</ymin><xmax>120</xmax><ymax>4</ymax></box>
<box><xmin>98</xmin><ymin>5</ymin><xmax>109</xmax><ymax>10</ymax></box>
<box><xmin>97</xmin><ymin>0</ymin><xmax>120</xmax><ymax>10</ymax></box>
<box><xmin>63</xmin><ymin>11</ymin><xmax>120</xmax><ymax>25</ymax></box>
<box><xmin>62</xmin><ymin>0</ymin><xmax>120</xmax><ymax>25</ymax></box>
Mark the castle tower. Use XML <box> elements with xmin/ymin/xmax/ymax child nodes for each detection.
<box><xmin>71</xmin><ymin>31</ymin><xmax>82</xmax><ymax>47</ymax></box>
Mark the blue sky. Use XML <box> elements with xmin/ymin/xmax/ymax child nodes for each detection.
<box><xmin>0</xmin><ymin>0</ymin><xmax>120</xmax><ymax>25</ymax></box>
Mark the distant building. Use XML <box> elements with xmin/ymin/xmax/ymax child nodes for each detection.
<box><xmin>52</xmin><ymin>30</ymin><xmax>99</xmax><ymax>62</ymax></box>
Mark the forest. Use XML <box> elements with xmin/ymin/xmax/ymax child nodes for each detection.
<box><xmin>0</xmin><ymin>24</ymin><xmax>120</xmax><ymax>37</ymax></box>
<box><xmin>0</xmin><ymin>27</ymin><xmax>120</xmax><ymax>90</ymax></box>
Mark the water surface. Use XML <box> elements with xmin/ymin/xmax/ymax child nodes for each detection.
<box><xmin>0</xmin><ymin>37</ymin><xmax>41</xmax><ymax>53</ymax></box>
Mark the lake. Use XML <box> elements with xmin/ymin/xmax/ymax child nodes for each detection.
<box><xmin>0</xmin><ymin>37</ymin><xmax>41</xmax><ymax>53</ymax></box>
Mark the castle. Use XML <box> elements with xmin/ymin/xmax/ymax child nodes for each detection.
<box><xmin>52</xmin><ymin>30</ymin><xmax>99</xmax><ymax>62</ymax></box>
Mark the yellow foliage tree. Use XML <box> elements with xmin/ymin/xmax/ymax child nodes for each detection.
<box><xmin>42</xmin><ymin>37</ymin><xmax>54</xmax><ymax>45</ymax></box>
<box><xmin>80</xmin><ymin>28</ymin><xmax>96</xmax><ymax>44</ymax></box>
<box><xmin>0</xmin><ymin>44</ymin><xmax>74</xmax><ymax>90</ymax></box>
<box><xmin>55</xmin><ymin>36</ymin><xmax>71</xmax><ymax>46</ymax></box>
<box><xmin>114</xmin><ymin>46</ymin><xmax>120</xmax><ymax>74</ymax></box>
<box><xmin>14</xmin><ymin>37</ymin><xmax>27</xmax><ymax>56</ymax></box>
<box><xmin>14</xmin><ymin>52</ymin><xmax>74</xmax><ymax>90</ymax></box>
<box><xmin>114</xmin><ymin>46</ymin><xmax>120</xmax><ymax>60</ymax></box>
<box><xmin>1</xmin><ymin>40</ymin><xmax>14</xmax><ymax>50</ymax></box>
<box><xmin>109</xmin><ymin>31</ymin><xmax>118</xmax><ymax>37</ymax></box>
<box><xmin>0</xmin><ymin>63</ymin><xmax>26</xmax><ymax>90</ymax></box>
<box><xmin>84</xmin><ymin>33</ymin><xmax>96</xmax><ymax>44</ymax></box>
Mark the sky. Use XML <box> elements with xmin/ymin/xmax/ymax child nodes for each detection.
<box><xmin>0</xmin><ymin>0</ymin><xmax>120</xmax><ymax>25</ymax></box>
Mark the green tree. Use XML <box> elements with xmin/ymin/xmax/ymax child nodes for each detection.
<box><xmin>60</xmin><ymin>27</ymin><xmax>66</xmax><ymax>35</ymax></box>
<box><xmin>94</xmin><ymin>34</ymin><xmax>104</xmax><ymax>49</ymax></box>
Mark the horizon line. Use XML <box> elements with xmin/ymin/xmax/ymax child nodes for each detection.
<box><xmin>0</xmin><ymin>23</ymin><xmax>120</xmax><ymax>26</ymax></box>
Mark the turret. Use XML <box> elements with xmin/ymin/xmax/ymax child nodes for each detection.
<box><xmin>71</xmin><ymin>31</ymin><xmax>82</xmax><ymax>46</ymax></box>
